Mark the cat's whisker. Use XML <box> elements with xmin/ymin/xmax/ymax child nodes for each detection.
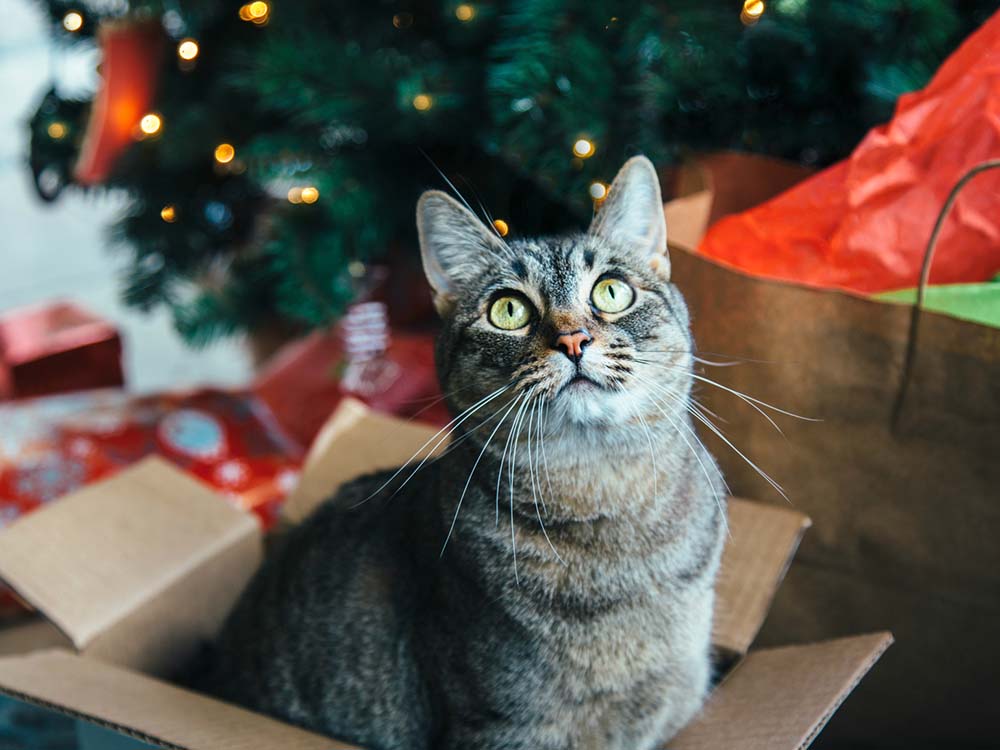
<box><xmin>506</xmin><ymin>389</ymin><xmax>538</xmax><ymax>585</ymax></box>
<box><xmin>638</xmin><ymin>374</ymin><xmax>788</xmax><ymax>504</ymax></box>
<box><xmin>526</xmin><ymin>395</ymin><xmax>564</xmax><ymax>564</ymax></box>
<box><xmin>634</xmin><ymin>358</ymin><xmax>817</xmax><ymax>426</ymax></box>
<box><xmin>496</xmin><ymin>389</ymin><xmax>533</xmax><ymax>527</ymax></box>
<box><xmin>628</xmin><ymin>374</ymin><xmax>731</xmax><ymax>535</ymax></box>
<box><xmin>356</xmin><ymin>384</ymin><xmax>511</xmax><ymax>507</ymax></box>
<box><xmin>441</xmin><ymin>392</ymin><xmax>525</xmax><ymax>559</ymax></box>
<box><xmin>537</xmin><ymin>398</ymin><xmax>554</xmax><ymax>514</ymax></box>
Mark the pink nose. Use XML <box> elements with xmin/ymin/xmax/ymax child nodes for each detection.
<box><xmin>554</xmin><ymin>330</ymin><xmax>592</xmax><ymax>363</ymax></box>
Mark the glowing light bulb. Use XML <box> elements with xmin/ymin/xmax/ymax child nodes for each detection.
<box><xmin>47</xmin><ymin>122</ymin><xmax>67</xmax><ymax>140</ymax></box>
<box><xmin>177</xmin><ymin>38</ymin><xmax>199</xmax><ymax>61</ymax></box>
<box><xmin>493</xmin><ymin>219</ymin><xmax>509</xmax><ymax>237</ymax></box>
<box><xmin>214</xmin><ymin>143</ymin><xmax>235</xmax><ymax>164</ymax></box>
<box><xmin>589</xmin><ymin>181</ymin><xmax>608</xmax><ymax>201</ymax></box>
<box><xmin>412</xmin><ymin>94</ymin><xmax>433</xmax><ymax>111</ymax></box>
<box><xmin>455</xmin><ymin>4</ymin><xmax>476</xmax><ymax>21</ymax></box>
<box><xmin>240</xmin><ymin>2</ymin><xmax>269</xmax><ymax>23</ymax></box>
<box><xmin>741</xmin><ymin>0</ymin><xmax>765</xmax><ymax>24</ymax></box>
<box><xmin>139</xmin><ymin>113</ymin><xmax>162</xmax><ymax>136</ymax></box>
<box><xmin>287</xmin><ymin>187</ymin><xmax>303</xmax><ymax>204</ymax></box>
<box><xmin>572</xmin><ymin>138</ymin><xmax>595</xmax><ymax>158</ymax></box>
<box><xmin>300</xmin><ymin>186</ymin><xmax>320</xmax><ymax>204</ymax></box>
<box><xmin>63</xmin><ymin>11</ymin><xmax>83</xmax><ymax>32</ymax></box>
<box><xmin>160</xmin><ymin>205</ymin><xmax>177</xmax><ymax>223</ymax></box>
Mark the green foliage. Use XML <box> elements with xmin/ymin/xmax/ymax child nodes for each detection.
<box><xmin>29</xmin><ymin>0</ymin><xmax>996</xmax><ymax>344</ymax></box>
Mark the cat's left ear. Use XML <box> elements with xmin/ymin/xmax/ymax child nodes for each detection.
<box><xmin>588</xmin><ymin>155</ymin><xmax>669</xmax><ymax>280</ymax></box>
<box><xmin>417</xmin><ymin>190</ymin><xmax>507</xmax><ymax>315</ymax></box>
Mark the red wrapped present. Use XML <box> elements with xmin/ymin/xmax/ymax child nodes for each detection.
<box><xmin>0</xmin><ymin>302</ymin><xmax>124</xmax><ymax>400</ymax></box>
<box><xmin>254</xmin><ymin>304</ymin><xmax>447</xmax><ymax>447</ymax></box>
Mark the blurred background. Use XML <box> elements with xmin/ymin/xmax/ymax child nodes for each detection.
<box><xmin>1</xmin><ymin>2</ymin><xmax>999</xmax><ymax>749</ymax></box>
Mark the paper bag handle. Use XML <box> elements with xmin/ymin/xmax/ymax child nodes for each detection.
<box><xmin>891</xmin><ymin>159</ymin><xmax>1000</xmax><ymax>429</ymax></box>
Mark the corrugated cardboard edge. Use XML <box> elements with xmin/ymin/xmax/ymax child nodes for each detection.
<box><xmin>0</xmin><ymin>458</ymin><xmax>262</xmax><ymax>671</ymax></box>
<box><xmin>672</xmin><ymin>632</ymin><xmax>893</xmax><ymax>750</ymax></box>
<box><xmin>282</xmin><ymin>398</ymin><xmax>444</xmax><ymax>525</ymax></box>
<box><xmin>714</xmin><ymin>499</ymin><xmax>811</xmax><ymax>656</ymax></box>
<box><xmin>0</xmin><ymin>650</ymin><xmax>353</xmax><ymax>750</ymax></box>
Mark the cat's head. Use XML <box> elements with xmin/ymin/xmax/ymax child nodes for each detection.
<box><xmin>417</xmin><ymin>156</ymin><xmax>691</xmax><ymax>429</ymax></box>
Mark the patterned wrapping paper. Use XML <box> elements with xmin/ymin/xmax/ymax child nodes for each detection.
<box><xmin>0</xmin><ymin>388</ymin><xmax>304</xmax><ymax>527</ymax></box>
<box><xmin>0</xmin><ymin>388</ymin><xmax>304</xmax><ymax>619</ymax></box>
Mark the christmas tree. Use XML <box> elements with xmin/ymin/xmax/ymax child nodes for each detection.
<box><xmin>29</xmin><ymin>0</ymin><xmax>994</xmax><ymax>345</ymax></box>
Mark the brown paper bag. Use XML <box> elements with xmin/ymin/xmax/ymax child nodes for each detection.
<box><xmin>664</xmin><ymin>153</ymin><xmax>1000</xmax><ymax>748</ymax></box>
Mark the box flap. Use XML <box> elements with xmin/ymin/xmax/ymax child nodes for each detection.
<box><xmin>0</xmin><ymin>617</ymin><xmax>70</xmax><ymax>657</ymax></box>
<box><xmin>282</xmin><ymin>398</ymin><xmax>443</xmax><ymax>524</ymax></box>
<box><xmin>0</xmin><ymin>458</ymin><xmax>261</xmax><ymax>668</ymax></box>
<box><xmin>672</xmin><ymin>632</ymin><xmax>893</xmax><ymax>750</ymax></box>
<box><xmin>713</xmin><ymin>499</ymin><xmax>811</xmax><ymax>656</ymax></box>
<box><xmin>0</xmin><ymin>649</ymin><xmax>353</xmax><ymax>750</ymax></box>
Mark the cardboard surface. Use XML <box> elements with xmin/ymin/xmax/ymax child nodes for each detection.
<box><xmin>672</xmin><ymin>632</ymin><xmax>893</xmax><ymax>750</ymax></box>
<box><xmin>713</xmin><ymin>499</ymin><xmax>811</xmax><ymax>655</ymax></box>
<box><xmin>0</xmin><ymin>650</ymin><xmax>351</xmax><ymax>750</ymax></box>
<box><xmin>282</xmin><ymin>398</ymin><xmax>443</xmax><ymax>524</ymax></box>
<box><xmin>0</xmin><ymin>458</ymin><xmax>261</xmax><ymax>673</ymax></box>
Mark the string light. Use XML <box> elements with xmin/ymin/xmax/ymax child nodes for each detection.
<box><xmin>589</xmin><ymin>181</ymin><xmax>608</xmax><ymax>201</ymax></box>
<box><xmin>214</xmin><ymin>143</ymin><xmax>235</xmax><ymax>164</ymax></box>
<box><xmin>493</xmin><ymin>219</ymin><xmax>509</xmax><ymax>237</ymax></box>
<box><xmin>239</xmin><ymin>2</ymin><xmax>269</xmax><ymax>24</ymax></box>
<box><xmin>412</xmin><ymin>94</ymin><xmax>433</xmax><ymax>111</ymax></box>
<box><xmin>160</xmin><ymin>205</ymin><xmax>177</xmax><ymax>223</ymax></box>
<box><xmin>139</xmin><ymin>113</ymin><xmax>162</xmax><ymax>136</ymax></box>
<box><xmin>741</xmin><ymin>0</ymin><xmax>764</xmax><ymax>24</ymax></box>
<box><xmin>572</xmin><ymin>138</ymin><xmax>595</xmax><ymax>158</ymax></box>
<box><xmin>300</xmin><ymin>186</ymin><xmax>320</xmax><ymax>204</ymax></box>
<box><xmin>177</xmin><ymin>38</ymin><xmax>199</xmax><ymax>61</ymax></box>
<box><xmin>455</xmin><ymin>4</ymin><xmax>476</xmax><ymax>21</ymax></box>
<box><xmin>62</xmin><ymin>11</ymin><xmax>83</xmax><ymax>32</ymax></box>
<box><xmin>47</xmin><ymin>122</ymin><xmax>67</xmax><ymax>140</ymax></box>
<box><xmin>392</xmin><ymin>13</ymin><xmax>413</xmax><ymax>29</ymax></box>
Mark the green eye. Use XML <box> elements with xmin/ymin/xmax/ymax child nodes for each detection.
<box><xmin>489</xmin><ymin>295</ymin><xmax>532</xmax><ymax>330</ymax></box>
<box><xmin>591</xmin><ymin>278</ymin><xmax>634</xmax><ymax>313</ymax></box>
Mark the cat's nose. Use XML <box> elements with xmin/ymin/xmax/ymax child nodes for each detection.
<box><xmin>553</xmin><ymin>329</ymin><xmax>593</xmax><ymax>364</ymax></box>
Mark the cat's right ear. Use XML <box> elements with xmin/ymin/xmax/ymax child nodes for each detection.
<box><xmin>417</xmin><ymin>190</ymin><xmax>506</xmax><ymax>315</ymax></box>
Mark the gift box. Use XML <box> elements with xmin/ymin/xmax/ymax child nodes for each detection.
<box><xmin>0</xmin><ymin>399</ymin><xmax>890</xmax><ymax>749</ymax></box>
<box><xmin>0</xmin><ymin>302</ymin><xmax>124</xmax><ymax>400</ymax></box>
<box><xmin>254</xmin><ymin>324</ymin><xmax>447</xmax><ymax>448</ymax></box>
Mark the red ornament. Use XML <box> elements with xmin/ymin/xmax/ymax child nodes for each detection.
<box><xmin>74</xmin><ymin>19</ymin><xmax>165</xmax><ymax>185</ymax></box>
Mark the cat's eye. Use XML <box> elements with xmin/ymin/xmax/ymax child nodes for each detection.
<box><xmin>489</xmin><ymin>294</ymin><xmax>532</xmax><ymax>330</ymax></box>
<box><xmin>591</xmin><ymin>278</ymin><xmax>634</xmax><ymax>313</ymax></box>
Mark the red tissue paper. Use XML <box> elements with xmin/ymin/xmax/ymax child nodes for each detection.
<box><xmin>698</xmin><ymin>10</ymin><xmax>1000</xmax><ymax>294</ymax></box>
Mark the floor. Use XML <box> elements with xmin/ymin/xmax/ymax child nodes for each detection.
<box><xmin>0</xmin><ymin>1</ymin><xmax>252</xmax><ymax>394</ymax></box>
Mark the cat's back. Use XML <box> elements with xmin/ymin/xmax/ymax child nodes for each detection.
<box><xmin>204</xmin><ymin>468</ymin><xmax>442</xmax><ymax>749</ymax></box>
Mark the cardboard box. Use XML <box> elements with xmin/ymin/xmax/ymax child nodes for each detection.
<box><xmin>0</xmin><ymin>399</ymin><xmax>891</xmax><ymax>749</ymax></box>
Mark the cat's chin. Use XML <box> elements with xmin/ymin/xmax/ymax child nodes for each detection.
<box><xmin>555</xmin><ymin>386</ymin><xmax>626</xmax><ymax>426</ymax></box>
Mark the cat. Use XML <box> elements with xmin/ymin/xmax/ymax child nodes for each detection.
<box><xmin>203</xmin><ymin>155</ymin><xmax>726</xmax><ymax>750</ymax></box>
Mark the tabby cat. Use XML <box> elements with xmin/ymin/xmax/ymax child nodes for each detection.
<box><xmin>205</xmin><ymin>156</ymin><xmax>726</xmax><ymax>750</ymax></box>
